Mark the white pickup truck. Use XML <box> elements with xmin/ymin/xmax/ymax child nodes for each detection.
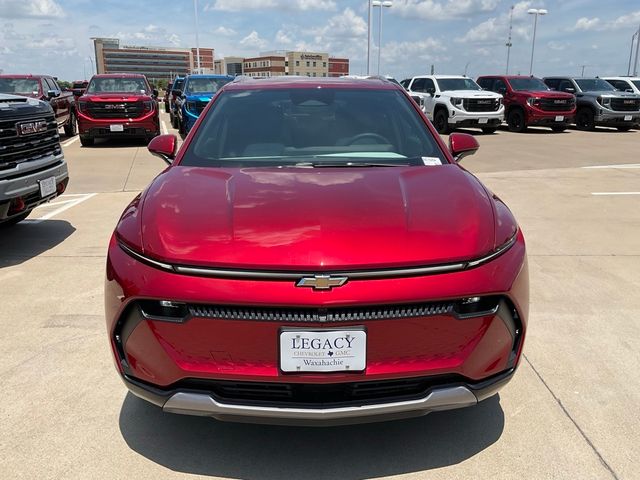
<box><xmin>400</xmin><ymin>75</ymin><xmax>504</xmax><ymax>134</ymax></box>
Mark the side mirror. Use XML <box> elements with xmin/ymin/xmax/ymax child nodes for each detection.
<box><xmin>626</xmin><ymin>88</ymin><xmax>634</xmax><ymax>93</ymax></box>
<box><xmin>497</xmin><ymin>88</ymin><xmax>507</xmax><ymax>94</ymax></box>
<box><xmin>148</xmin><ymin>134</ymin><xmax>178</xmax><ymax>165</ymax></box>
<box><xmin>173</xmin><ymin>89</ymin><xmax>182</xmax><ymax>97</ymax></box>
<box><xmin>152</xmin><ymin>88</ymin><xmax>159</xmax><ymax>98</ymax></box>
<box><xmin>426</xmin><ymin>89</ymin><xmax>435</xmax><ymax>96</ymax></box>
<box><xmin>449</xmin><ymin>132</ymin><xmax>479</xmax><ymax>162</ymax></box>
<box><xmin>47</xmin><ymin>89</ymin><xmax>59</xmax><ymax>99</ymax></box>
<box><xmin>564</xmin><ymin>87</ymin><xmax>575</xmax><ymax>93</ymax></box>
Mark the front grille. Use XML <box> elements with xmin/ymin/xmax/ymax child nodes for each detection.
<box><xmin>610</xmin><ymin>98</ymin><xmax>640</xmax><ymax>112</ymax></box>
<box><xmin>463</xmin><ymin>98</ymin><xmax>500</xmax><ymax>112</ymax></box>
<box><xmin>177</xmin><ymin>375</ymin><xmax>462</xmax><ymax>408</ymax></box>
<box><xmin>0</xmin><ymin>114</ymin><xmax>61</xmax><ymax>169</ymax></box>
<box><xmin>189</xmin><ymin>301</ymin><xmax>455</xmax><ymax>323</ymax></box>
<box><xmin>538</xmin><ymin>98</ymin><xmax>575</xmax><ymax>111</ymax></box>
<box><xmin>85</xmin><ymin>102</ymin><xmax>145</xmax><ymax>119</ymax></box>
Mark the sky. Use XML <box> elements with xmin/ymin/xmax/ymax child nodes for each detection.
<box><xmin>1</xmin><ymin>0</ymin><xmax>639</xmax><ymax>81</ymax></box>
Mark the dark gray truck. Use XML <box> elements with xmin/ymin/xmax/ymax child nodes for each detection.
<box><xmin>543</xmin><ymin>77</ymin><xmax>640</xmax><ymax>131</ymax></box>
<box><xmin>0</xmin><ymin>93</ymin><xmax>69</xmax><ymax>226</ymax></box>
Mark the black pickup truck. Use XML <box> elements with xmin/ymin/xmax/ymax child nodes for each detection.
<box><xmin>0</xmin><ymin>74</ymin><xmax>77</xmax><ymax>137</ymax></box>
<box><xmin>0</xmin><ymin>93</ymin><xmax>69</xmax><ymax>226</ymax></box>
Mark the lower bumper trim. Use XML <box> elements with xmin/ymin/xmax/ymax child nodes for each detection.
<box><xmin>162</xmin><ymin>385</ymin><xmax>477</xmax><ymax>424</ymax></box>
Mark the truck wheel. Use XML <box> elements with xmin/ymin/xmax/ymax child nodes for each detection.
<box><xmin>481</xmin><ymin>127</ymin><xmax>497</xmax><ymax>134</ymax></box>
<box><xmin>171</xmin><ymin>114</ymin><xmax>178</xmax><ymax>129</ymax></box>
<box><xmin>63</xmin><ymin>111</ymin><xmax>77</xmax><ymax>137</ymax></box>
<box><xmin>576</xmin><ymin>108</ymin><xmax>595</xmax><ymax>131</ymax></box>
<box><xmin>507</xmin><ymin>109</ymin><xmax>527</xmax><ymax>133</ymax></box>
<box><xmin>552</xmin><ymin>126</ymin><xmax>566</xmax><ymax>133</ymax></box>
<box><xmin>0</xmin><ymin>210</ymin><xmax>32</xmax><ymax>227</ymax></box>
<box><xmin>164</xmin><ymin>101</ymin><xmax>170</xmax><ymax>113</ymax></box>
<box><xmin>433</xmin><ymin>109</ymin><xmax>450</xmax><ymax>134</ymax></box>
<box><xmin>617</xmin><ymin>126</ymin><xmax>631</xmax><ymax>132</ymax></box>
<box><xmin>80</xmin><ymin>135</ymin><xmax>94</xmax><ymax>147</ymax></box>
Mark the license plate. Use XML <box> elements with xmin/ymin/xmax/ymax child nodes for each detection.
<box><xmin>478</xmin><ymin>118</ymin><xmax>488</xmax><ymax>124</ymax></box>
<box><xmin>624</xmin><ymin>115</ymin><xmax>632</xmax><ymax>121</ymax></box>
<box><xmin>280</xmin><ymin>329</ymin><xmax>366</xmax><ymax>373</ymax></box>
<box><xmin>39</xmin><ymin>176</ymin><xmax>56</xmax><ymax>197</ymax></box>
<box><xmin>555</xmin><ymin>116</ymin><xmax>564</xmax><ymax>122</ymax></box>
<box><xmin>110</xmin><ymin>124</ymin><xmax>124</xmax><ymax>132</ymax></box>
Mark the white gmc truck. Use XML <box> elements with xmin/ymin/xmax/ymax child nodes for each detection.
<box><xmin>400</xmin><ymin>75</ymin><xmax>504</xmax><ymax>134</ymax></box>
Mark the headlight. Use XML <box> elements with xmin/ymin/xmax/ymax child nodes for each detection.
<box><xmin>526</xmin><ymin>97</ymin><xmax>541</xmax><ymax>107</ymax></box>
<box><xmin>142</xmin><ymin>100</ymin><xmax>154</xmax><ymax>113</ymax></box>
<box><xmin>451</xmin><ymin>98</ymin><xmax>463</xmax><ymax>107</ymax></box>
<box><xmin>186</xmin><ymin>101</ymin><xmax>197</xmax><ymax>113</ymax></box>
<box><xmin>77</xmin><ymin>101</ymin><xmax>89</xmax><ymax>113</ymax></box>
<box><xmin>497</xmin><ymin>98</ymin><xmax>503</xmax><ymax>106</ymax></box>
<box><xmin>597</xmin><ymin>96</ymin><xmax>611</xmax><ymax>108</ymax></box>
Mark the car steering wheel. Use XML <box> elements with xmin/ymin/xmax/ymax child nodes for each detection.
<box><xmin>346</xmin><ymin>133</ymin><xmax>390</xmax><ymax>145</ymax></box>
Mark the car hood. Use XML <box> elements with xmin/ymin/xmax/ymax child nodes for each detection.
<box><xmin>579</xmin><ymin>90</ymin><xmax>640</xmax><ymax>98</ymax></box>
<box><xmin>137</xmin><ymin>165</ymin><xmax>497</xmax><ymax>270</ymax></box>
<box><xmin>524</xmin><ymin>90</ymin><xmax>574</xmax><ymax>99</ymax></box>
<box><xmin>443</xmin><ymin>90</ymin><xmax>502</xmax><ymax>99</ymax></box>
<box><xmin>185</xmin><ymin>93</ymin><xmax>214</xmax><ymax>101</ymax></box>
<box><xmin>80</xmin><ymin>93</ymin><xmax>152</xmax><ymax>102</ymax></box>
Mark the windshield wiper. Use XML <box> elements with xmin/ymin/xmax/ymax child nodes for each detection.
<box><xmin>293</xmin><ymin>161</ymin><xmax>411</xmax><ymax>168</ymax></box>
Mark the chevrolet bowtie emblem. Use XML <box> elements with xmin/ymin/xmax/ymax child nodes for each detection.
<box><xmin>296</xmin><ymin>275</ymin><xmax>348</xmax><ymax>290</ymax></box>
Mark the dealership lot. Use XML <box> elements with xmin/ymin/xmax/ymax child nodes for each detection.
<box><xmin>1</xmin><ymin>114</ymin><xmax>638</xmax><ymax>479</ymax></box>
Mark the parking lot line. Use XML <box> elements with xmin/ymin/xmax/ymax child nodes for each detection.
<box><xmin>25</xmin><ymin>193</ymin><xmax>97</xmax><ymax>223</ymax></box>
<box><xmin>161</xmin><ymin>120</ymin><xmax>168</xmax><ymax>135</ymax></box>
<box><xmin>62</xmin><ymin>136</ymin><xmax>79</xmax><ymax>148</ymax></box>
<box><xmin>591</xmin><ymin>192</ymin><xmax>640</xmax><ymax>196</ymax></box>
<box><xmin>582</xmin><ymin>163</ymin><xmax>640</xmax><ymax>169</ymax></box>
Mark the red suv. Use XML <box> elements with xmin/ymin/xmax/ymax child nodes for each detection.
<box><xmin>106</xmin><ymin>77</ymin><xmax>528</xmax><ymax>425</ymax></box>
<box><xmin>77</xmin><ymin>74</ymin><xmax>159</xmax><ymax>146</ymax></box>
<box><xmin>477</xmin><ymin>75</ymin><xmax>575</xmax><ymax>132</ymax></box>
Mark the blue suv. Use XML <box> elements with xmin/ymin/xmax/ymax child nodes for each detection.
<box><xmin>177</xmin><ymin>74</ymin><xmax>234</xmax><ymax>134</ymax></box>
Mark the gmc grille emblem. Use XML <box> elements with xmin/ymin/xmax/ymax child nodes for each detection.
<box><xmin>16</xmin><ymin>119</ymin><xmax>47</xmax><ymax>136</ymax></box>
<box><xmin>554</xmin><ymin>100</ymin><xmax>566</xmax><ymax>104</ymax></box>
<box><xmin>296</xmin><ymin>275</ymin><xmax>348</xmax><ymax>290</ymax></box>
<box><xmin>624</xmin><ymin>100</ymin><xmax>634</xmax><ymax>104</ymax></box>
<box><xmin>104</xmin><ymin>104</ymin><xmax>127</xmax><ymax>110</ymax></box>
<box><xmin>477</xmin><ymin>100</ymin><xmax>492</xmax><ymax>104</ymax></box>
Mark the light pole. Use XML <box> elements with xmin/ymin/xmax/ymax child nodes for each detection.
<box><xmin>634</xmin><ymin>23</ymin><xmax>640</xmax><ymax>76</ymax></box>
<box><xmin>373</xmin><ymin>1</ymin><xmax>393</xmax><ymax>75</ymax></box>
<box><xmin>88</xmin><ymin>56</ymin><xmax>94</xmax><ymax>75</ymax></box>
<box><xmin>527</xmin><ymin>8</ymin><xmax>547</xmax><ymax>76</ymax></box>
<box><xmin>367</xmin><ymin>0</ymin><xmax>373</xmax><ymax>74</ymax></box>
<box><xmin>194</xmin><ymin>0</ymin><xmax>201</xmax><ymax>73</ymax></box>
<box><xmin>628</xmin><ymin>30</ymin><xmax>638</xmax><ymax>76</ymax></box>
<box><xmin>505</xmin><ymin>5</ymin><xmax>514</xmax><ymax>74</ymax></box>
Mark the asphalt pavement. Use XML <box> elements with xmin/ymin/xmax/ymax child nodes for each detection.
<box><xmin>1</xmin><ymin>112</ymin><xmax>638</xmax><ymax>479</ymax></box>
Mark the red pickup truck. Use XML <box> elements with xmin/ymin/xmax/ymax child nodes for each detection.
<box><xmin>76</xmin><ymin>74</ymin><xmax>160</xmax><ymax>146</ymax></box>
<box><xmin>0</xmin><ymin>74</ymin><xmax>77</xmax><ymax>136</ymax></box>
<box><xmin>477</xmin><ymin>75</ymin><xmax>576</xmax><ymax>132</ymax></box>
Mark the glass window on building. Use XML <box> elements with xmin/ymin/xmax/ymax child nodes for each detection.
<box><xmin>296</xmin><ymin>61</ymin><xmax>299</xmax><ymax>66</ymax></box>
<box><xmin>306</xmin><ymin>61</ymin><xmax>310</xmax><ymax>67</ymax></box>
<box><xmin>323</xmin><ymin>62</ymin><xmax>326</xmax><ymax>68</ymax></box>
<box><xmin>312</xmin><ymin>72</ymin><xmax>316</xmax><ymax>77</ymax></box>
<box><xmin>312</xmin><ymin>62</ymin><xmax>316</xmax><ymax>67</ymax></box>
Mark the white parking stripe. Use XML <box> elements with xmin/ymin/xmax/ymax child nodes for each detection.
<box><xmin>591</xmin><ymin>192</ymin><xmax>640</xmax><ymax>196</ymax></box>
<box><xmin>62</xmin><ymin>136</ymin><xmax>79</xmax><ymax>148</ymax></box>
<box><xmin>25</xmin><ymin>193</ymin><xmax>97</xmax><ymax>224</ymax></box>
<box><xmin>161</xmin><ymin>120</ymin><xmax>168</xmax><ymax>135</ymax></box>
<box><xmin>583</xmin><ymin>163</ymin><xmax>640</xmax><ymax>169</ymax></box>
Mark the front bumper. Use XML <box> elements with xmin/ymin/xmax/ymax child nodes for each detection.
<box><xmin>106</xmin><ymin>232</ymin><xmax>528</xmax><ymax>424</ymax></box>
<box><xmin>594</xmin><ymin>111</ymin><xmax>640</xmax><ymax>126</ymax></box>
<box><xmin>122</xmin><ymin>368</ymin><xmax>515</xmax><ymax>426</ymax></box>
<box><xmin>0</xmin><ymin>155</ymin><xmax>69</xmax><ymax>220</ymax></box>
<box><xmin>77</xmin><ymin>112</ymin><xmax>159</xmax><ymax>139</ymax></box>
<box><xmin>448</xmin><ymin>108</ymin><xmax>504</xmax><ymax>126</ymax></box>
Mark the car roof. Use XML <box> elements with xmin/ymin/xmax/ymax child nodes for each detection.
<box><xmin>92</xmin><ymin>73</ymin><xmax>147</xmax><ymax>78</ymax></box>
<box><xmin>603</xmin><ymin>76</ymin><xmax>640</xmax><ymax>80</ymax></box>
<box><xmin>187</xmin><ymin>74</ymin><xmax>234</xmax><ymax>79</ymax></box>
<box><xmin>0</xmin><ymin>74</ymin><xmax>47</xmax><ymax>79</ymax></box>
<box><xmin>478</xmin><ymin>75</ymin><xmax>541</xmax><ymax>79</ymax></box>
<box><xmin>224</xmin><ymin>76</ymin><xmax>399</xmax><ymax>91</ymax></box>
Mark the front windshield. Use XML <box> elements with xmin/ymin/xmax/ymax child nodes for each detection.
<box><xmin>185</xmin><ymin>78</ymin><xmax>231</xmax><ymax>94</ymax></box>
<box><xmin>437</xmin><ymin>78</ymin><xmax>481</xmax><ymax>91</ymax></box>
<box><xmin>0</xmin><ymin>78</ymin><xmax>40</xmax><ymax>95</ymax></box>
<box><xmin>182</xmin><ymin>88</ymin><xmax>446</xmax><ymax>168</ymax></box>
<box><xmin>508</xmin><ymin>78</ymin><xmax>549</xmax><ymax>91</ymax></box>
<box><xmin>72</xmin><ymin>82</ymin><xmax>87</xmax><ymax>89</ymax></box>
<box><xmin>87</xmin><ymin>77</ymin><xmax>149</xmax><ymax>94</ymax></box>
<box><xmin>633</xmin><ymin>80</ymin><xmax>640</xmax><ymax>90</ymax></box>
<box><xmin>575</xmin><ymin>78</ymin><xmax>615</xmax><ymax>92</ymax></box>
<box><xmin>172</xmin><ymin>79</ymin><xmax>184</xmax><ymax>91</ymax></box>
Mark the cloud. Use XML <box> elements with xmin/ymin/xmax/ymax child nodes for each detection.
<box><xmin>0</xmin><ymin>0</ymin><xmax>64</xmax><ymax>18</ymax></box>
<box><xmin>113</xmin><ymin>25</ymin><xmax>181</xmax><ymax>47</ymax></box>
<box><xmin>213</xmin><ymin>26</ymin><xmax>236</xmax><ymax>36</ymax></box>
<box><xmin>456</xmin><ymin>1</ymin><xmax>532</xmax><ymax>44</ymax></box>
<box><xmin>392</xmin><ymin>0</ymin><xmax>500</xmax><ymax>21</ymax></box>
<box><xmin>547</xmin><ymin>41</ymin><xmax>568</xmax><ymax>51</ymax></box>
<box><xmin>207</xmin><ymin>0</ymin><xmax>336</xmax><ymax>12</ymax></box>
<box><xmin>275</xmin><ymin>29</ymin><xmax>293</xmax><ymax>45</ymax></box>
<box><xmin>570</xmin><ymin>11</ymin><xmax>640</xmax><ymax>32</ymax></box>
<box><xmin>240</xmin><ymin>30</ymin><xmax>267</xmax><ymax>49</ymax></box>
<box><xmin>311</xmin><ymin>7</ymin><xmax>367</xmax><ymax>41</ymax></box>
<box><xmin>381</xmin><ymin>37</ymin><xmax>446</xmax><ymax>63</ymax></box>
